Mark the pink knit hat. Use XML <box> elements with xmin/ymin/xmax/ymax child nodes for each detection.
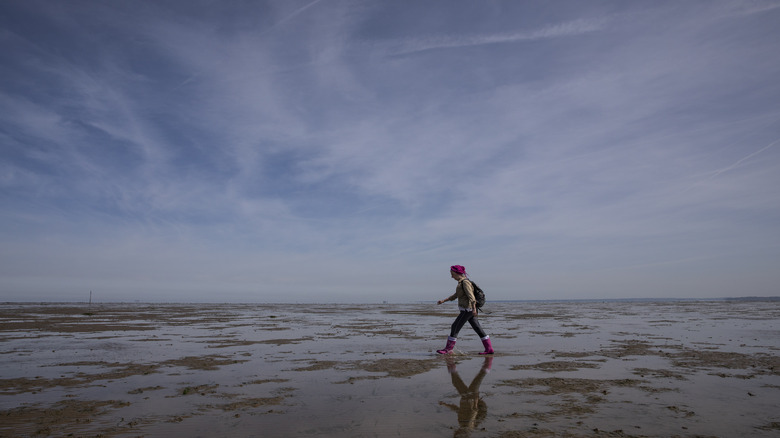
<box><xmin>450</xmin><ymin>265</ymin><xmax>467</xmax><ymax>275</ymax></box>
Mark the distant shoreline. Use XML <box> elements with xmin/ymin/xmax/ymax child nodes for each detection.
<box><xmin>485</xmin><ymin>296</ymin><xmax>780</xmax><ymax>303</ymax></box>
<box><xmin>2</xmin><ymin>296</ymin><xmax>779</xmax><ymax>305</ymax></box>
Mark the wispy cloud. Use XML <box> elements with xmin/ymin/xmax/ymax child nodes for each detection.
<box><xmin>705</xmin><ymin>137</ymin><xmax>780</xmax><ymax>180</ymax></box>
<box><xmin>388</xmin><ymin>17</ymin><xmax>608</xmax><ymax>55</ymax></box>
<box><xmin>259</xmin><ymin>0</ymin><xmax>324</xmax><ymax>36</ymax></box>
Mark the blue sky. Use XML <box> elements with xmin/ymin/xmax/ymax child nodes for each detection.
<box><xmin>2</xmin><ymin>0</ymin><xmax>779</xmax><ymax>303</ymax></box>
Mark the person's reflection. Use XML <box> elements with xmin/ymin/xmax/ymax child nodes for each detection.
<box><xmin>440</xmin><ymin>356</ymin><xmax>492</xmax><ymax>437</ymax></box>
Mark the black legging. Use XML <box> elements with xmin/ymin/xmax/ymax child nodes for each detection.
<box><xmin>450</xmin><ymin>310</ymin><xmax>487</xmax><ymax>338</ymax></box>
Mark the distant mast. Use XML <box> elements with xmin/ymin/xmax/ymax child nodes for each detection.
<box><xmin>89</xmin><ymin>290</ymin><xmax>92</xmax><ymax>306</ymax></box>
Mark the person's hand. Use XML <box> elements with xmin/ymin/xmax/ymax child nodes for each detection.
<box><xmin>437</xmin><ymin>300</ymin><xmax>443</xmax><ymax>305</ymax></box>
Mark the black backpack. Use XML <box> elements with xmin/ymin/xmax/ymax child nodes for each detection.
<box><xmin>465</xmin><ymin>279</ymin><xmax>486</xmax><ymax>309</ymax></box>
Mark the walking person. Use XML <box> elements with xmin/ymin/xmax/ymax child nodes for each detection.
<box><xmin>436</xmin><ymin>265</ymin><xmax>494</xmax><ymax>355</ymax></box>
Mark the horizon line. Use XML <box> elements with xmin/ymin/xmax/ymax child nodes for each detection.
<box><xmin>2</xmin><ymin>296</ymin><xmax>779</xmax><ymax>305</ymax></box>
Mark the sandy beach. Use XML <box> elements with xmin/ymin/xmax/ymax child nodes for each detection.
<box><xmin>1</xmin><ymin>300</ymin><xmax>778</xmax><ymax>437</ymax></box>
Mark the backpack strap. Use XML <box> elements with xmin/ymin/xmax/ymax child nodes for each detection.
<box><xmin>461</xmin><ymin>279</ymin><xmax>476</xmax><ymax>306</ymax></box>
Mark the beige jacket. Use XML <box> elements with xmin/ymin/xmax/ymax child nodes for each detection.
<box><xmin>447</xmin><ymin>279</ymin><xmax>477</xmax><ymax>310</ymax></box>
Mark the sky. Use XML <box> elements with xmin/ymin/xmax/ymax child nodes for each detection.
<box><xmin>1</xmin><ymin>0</ymin><xmax>780</xmax><ymax>303</ymax></box>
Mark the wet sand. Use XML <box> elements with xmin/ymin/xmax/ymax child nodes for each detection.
<box><xmin>1</xmin><ymin>301</ymin><xmax>778</xmax><ymax>437</ymax></box>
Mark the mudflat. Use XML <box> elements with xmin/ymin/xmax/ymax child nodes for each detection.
<box><xmin>1</xmin><ymin>301</ymin><xmax>778</xmax><ymax>437</ymax></box>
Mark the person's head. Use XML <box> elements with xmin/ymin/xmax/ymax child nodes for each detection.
<box><xmin>450</xmin><ymin>265</ymin><xmax>467</xmax><ymax>280</ymax></box>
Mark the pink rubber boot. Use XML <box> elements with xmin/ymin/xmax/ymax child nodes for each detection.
<box><xmin>437</xmin><ymin>336</ymin><xmax>456</xmax><ymax>354</ymax></box>
<box><xmin>479</xmin><ymin>336</ymin><xmax>494</xmax><ymax>355</ymax></box>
